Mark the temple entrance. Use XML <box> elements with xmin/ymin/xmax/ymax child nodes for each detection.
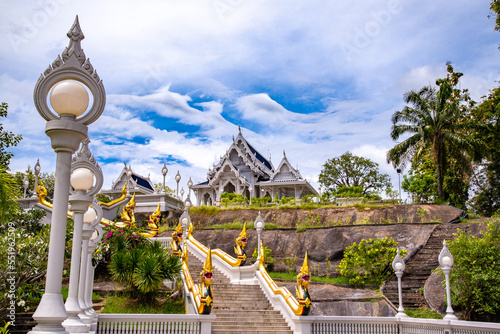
<box><xmin>203</xmin><ymin>193</ymin><xmax>212</xmax><ymax>206</ymax></box>
<box><xmin>224</xmin><ymin>182</ymin><xmax>236</xmax><ymax>194</ymax></box>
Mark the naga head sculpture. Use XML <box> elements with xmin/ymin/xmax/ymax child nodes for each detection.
<box><xmin>201</xmin><ymin>248</ymin><xmax>214</xmax><ymax>286</ymax></box>
<box><xmin>297</xmin><ymin>252</ymin><xmax>311</xmax><ymax>288</ymax></box>
<box><xmin>37</xmin><ymin>182</ymin><xmax>48</xmax><ymax>198</ymax></box>
<box><xmin>149</xmin><ymin>203</ymin><xmax>161</xmax><ymax>225</ymax></box>
<box><xmin>236</xmin><ymin>222</ymin><xmax>247</xmax><ymax>248</ymax></box>
<box><xmin>125</xmin><ymin>193</ymin><xmax>136</xmax><ymax>211</ymax></box>
<box><xmin>172</xmin><ymin>222</ymin><xmax>183</xmax><ymax>241</ymax></box>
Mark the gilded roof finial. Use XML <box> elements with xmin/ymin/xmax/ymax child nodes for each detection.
<box><xmin>62</xmin><ymin>16</ymin><xmax>86</xmax><ymax>65</ymax></box>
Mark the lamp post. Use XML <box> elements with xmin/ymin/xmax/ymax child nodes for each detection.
<box><xmin>33</xmin><ymin>158</ymin><xmax>41</xmax><ymax>197</ymax></box>
<box><xmin>254</xmin><ymin>212</ymin><xmax>265</xmax><ymax>258</ymax></box>
<box><xmin>29</xmin><ymin>16</ymin><xmax>105</xmax><ymax>334</ymax></box>
<box><xmin>397</xmin><ymin>168</ymin><xmax>402</xmax><ymax>204</ymax></box>
<box><xmin>249</xmin><ymin>185</ymin><xmax>253</xmax><ymax>205</ymax></box>
<box><xmin>161</xmin><ymin>163</ymin><xmax>168</xmax><ymax>193</ymax></box>
<box><xmin>392</xmin><ymin>248</ymin><xmax>407</xmax><ymax>318</ymax></box>
<box><xmin>439</xmin><ymin>240</ymin><xmax>458</xmax><ymax>320</ymax></box>
<box><xmin>187</xmin><ymin>177</ymin><xmax>193</xmax><ymax>198</ymax></box>
<box><xmin>127</xmin><ymin>168</ymin><xmax>133</xmax><ymax>194</ymax></box>
<box><xmin>180</xmin><ymin>187</ymin><xmax>185</xmax><ymax>201</ymax></box>
<box><xmin>175</xmin><ymin>170</ymin><xmax>181</xmax><ymax>198</ymax></box>
<box><xmin>63</xmin><ymin>167</ymin><xmax>94</xmax><ymax>332</ymax></box>
<box><xmin>23</xmin><ymin>175</ymin><xmax>29</xmax><ymax>198</ymax></box>
<box><xmin>85</xmin><ymin>223</ymin><xmax>104</xmax><ymax>332</ymax></box>
<box><xmin>180</xmin><ymin>197</ymin><xmax>191</xmax><ymax>243</ymax></box>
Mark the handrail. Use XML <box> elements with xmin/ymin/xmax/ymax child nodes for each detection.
<box><xmin>187</xmin><ymin>223</ymin><xmax>247</xmax><ymax>267</ymax></box>
<box><xmin>258</xmin><ymin>241</ymin><xmax>312</xmax><ymax>316</ymax></box>
<box><xmin>181</xmin><ymin>241</ymin><xmax>213</xmax><ymax>315</ymax></box>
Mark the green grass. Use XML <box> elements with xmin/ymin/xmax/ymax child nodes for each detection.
<box><xmin>406</xmin><ymin>307</ymin><xmax>443</xmax><ymax>319</ymax></box>
<box><xmin>268</xmin><ymin>271</ymin><xmax>350</xmax><ymax>285</ymax></box>
<box><xmin>100</xmin><ymin>292</ymin><xmax>185</xmax><ymax>314</ymax></box>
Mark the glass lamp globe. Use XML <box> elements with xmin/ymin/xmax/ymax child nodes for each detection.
<box><xmin>395</xmin><ymin>262</ymin><xmax>403</xmax><ymax>271</ymax></box>
<box><xmin>175</xmin><ymin>171</ymin><xmax>181</xmax><ymax>182</ymax></box>
<box><xmin>256</xmin><ymin>221</ymin><xmax>263</xmax><ymax>230</ymax></box>
<box><xmin>442</xmin><ymin>255</ymin><xmax>452</xmax><ymax>266</ymax></box>
<box><xmin>181</xmin><ymin>217</ymin><xmax>189</xmax><ymax>226</ymax></box>
<box><xmin>50</xmin><ymin>80</ymin><xmax>89</xmax><ymax>117</ymax></box>
<box><xmin>83</xmin><ymin>207</ymin><xmax>97</xmax><ymax>224</ymax></box>
<box><xmin>187</xmin><ymin>178</ymin><xmax>193</xmax><ymax>188</ymax></box>
<box><xmin>70</xmin><ymin>168</ymin><xmax>94</xmax><ymax>191</ymax></box>
<box><xmin>185</xmin><ymin>199</ymin><xmax>191</xmax><ymax>208</ymax></box>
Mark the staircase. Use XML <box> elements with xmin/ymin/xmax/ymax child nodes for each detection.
<box><xmin>187</xmin><ymin>253</ymin><xmax>292</xmax><ymax>334</ymax></box>
<box><xmin>382</xmin><ymin>224</ymin><xmax>471</xmax><ymax>309</ymax></box>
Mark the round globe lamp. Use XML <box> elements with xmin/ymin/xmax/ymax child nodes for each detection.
<box><xmin>70</xmin><ymin>168</ymin><xmax>94</xmax><ymax>191</ymax></box>
<box><xmin>50</xmin><ymin>80</ymin><xmax>89</xmax><ymax>117</ymax></box>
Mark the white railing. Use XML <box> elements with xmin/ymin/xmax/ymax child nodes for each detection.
<box><xmin>291</xmin><ymin>316</ymin><xmax>500</xmax><ymax>334</ymax></box>
<box><xmin>97</xmin><ymin>314</ymin><xmax>215</xmax><ymax>334</ymax></box>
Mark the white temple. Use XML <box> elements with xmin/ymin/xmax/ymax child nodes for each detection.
<box><xmin>191</xmin><ymin>128</ymin><xmax>318</xmax><ymax>206</ymax></box>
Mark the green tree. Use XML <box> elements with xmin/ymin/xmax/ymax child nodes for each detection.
<box><xmin>468</xmin><ymin>87</ymin><xmax>500</xmax><ymax>216</ymax></box>
<box><xmin>0</xmin><ymin>103</ymin><xmax>22</xmax><ymax>170</ymax></box>
<box><xmin>447</xmin><ymin>221</ymin><xmax>500</xmax><ymax>321</ymax></box>
<box><xmin>153</xmin><ymin>183</ymin><xmax>175</xmax><ymax>196</ymax></box>
<box><xmin>13</xmin><ymin>170</ymin><xmax>55</xmax><ymax>199</ymax></box>
<box><xmin>387</xmin><ymin>65</ymin><xmax>483</xmax><ymax>200</ymax></box>
<box><xmin>491</xmin><ymin>0</ymin><xmax>500</xmax><ymax>31</ymax></box>
<box><xmin>319</xmin><ymin>152</ymin><xmax>391</xmax><ymax>198</ymax></box>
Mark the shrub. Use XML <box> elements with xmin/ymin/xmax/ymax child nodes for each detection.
<box><xmin>252</xmin><ymin>246</ymin><xmax>277</xmax><ymax>265</ymax></box>
<box><xmin>446</xmin><ymin>221</ymin><xmax>500</xmax><ymax>320</ymax></box>
<box><xmin>108</xmin><ymin>240</ymin><xmax>182</xmax><ymax>303</ymax></box>
<box><xmin>336</xmin><ymin>237</ymin><xmax>406</xmax><ymax>286</ymax></box>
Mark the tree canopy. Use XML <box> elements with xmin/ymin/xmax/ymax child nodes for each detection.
<box><xmin>0</xmin><ymin>103</ymin><xmax>22</xmax><ymax>170</ymax></box>
<box><xmin>319</xmin><ymin>152</ymin><xmax>391</xmax><ymax>198</ymax></box>
<box><xmin>387</xmin><ymin>65</ymin><xmax>484</xmax><ymax>200</ymax></box>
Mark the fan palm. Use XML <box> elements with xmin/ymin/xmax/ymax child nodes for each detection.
<box><xmin>387</xmin><ymin>72</ymin><xmax>483</xmax><ymax>199</ymax></box>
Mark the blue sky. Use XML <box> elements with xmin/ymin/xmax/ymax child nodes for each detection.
<box><xmin>1</xmin><ymin>0</ymin><xmax>499</xmax><ymax>200</ymax></box>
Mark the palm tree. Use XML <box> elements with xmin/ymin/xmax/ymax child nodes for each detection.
<box><xmin>387</xmin><ymin>66</ymin><xmax>483</xmax><ymax>200</ymax></box>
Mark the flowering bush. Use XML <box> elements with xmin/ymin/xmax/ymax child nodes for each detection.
<box><xmin>336</xmin><ymin>237</ymin><xmax>406</xmax><ymax>286</ymax></box>
<box><xmin>0</xmin><ymin>209</ymin><xmax>49</xmax><ymax>312</ymax></box>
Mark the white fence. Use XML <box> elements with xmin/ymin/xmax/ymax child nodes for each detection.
<box><xmin>97</xmin><ymin>314</ymin><xmax>215</xmax><ymax>334</ymax></box>
<box><xmin>302</xmin><ymin>317</ymin><xmax>500</xmax><ymax>334</ymax></box>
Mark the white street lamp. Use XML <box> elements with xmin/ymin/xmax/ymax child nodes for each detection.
<box><xmin>162</xmin><ymin>163</ymin><xmax>168</xmax><ymax>193</ymax></box>
<box><xmin>33</xmin><ymin>158</ymin><xmax>41</xmax><ymax>197</ymax></box>
<box><xmin>391</xmin><ymin>248</ymin><xmax>408</xmax><ymax>318</ymax></box>
<box><xmin>23</xmin><ymin>175</ymin><xmax>29</xmax><ymax>198</ymax></box>
<box><xmin>85</xmin><ymin>222</ymin><xmax>104</xmax><ymax>331</ymax></box>
<box><xmin>180</xmin><ymin>187</ymin><xmax>185</xmax><ymax>201</ymax></box>
<box><xmin>63</xmin><ymin>139</ymin><xmax>103</xmax><ymax>333</ymax></box>
<box><xmin>175</xmin><ymin>170</ymin><xmax>181</xmax><ymax>198</ymax></box>
<box><xmin>439</xmin><ymin>240</ymin><xmax>458</xmax><ymax>320</ymax></box>
<box><xmin>63</xmin><ymin>167</ymin><xmax>94</xmax><ymax>332</ymax></box>
<box><xmin>249</xmin><ymin>185</ymin><xmax>253</xmax><ymax>206</ymax></box>
<box><xmin>126</xmin><ymin>168</ymin><xmax>133</xmax><ymax>194</ymax></box>
<box><xmin>187</xmin><ymin>177</ymin><xmax>193</xmax><ymax>198</ymax></box>
<box><xmin>180</xmin><ymin>197</ymin><xmax>192</xmax><ymax>243</ymax></box>
<box><xmin>254</xmin><ymin>212</ymin><xmax>265</xmax><ymax>258</ymax></box>
<box><xmin>30</xmin><ymin>16</ymin><xmax>105</xmax><ymax>334</ymax></box>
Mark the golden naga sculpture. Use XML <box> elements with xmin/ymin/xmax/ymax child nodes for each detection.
<box><xmin>36</xmin><ymin>182</ymin><xmax>53</xmax><ymax>209</ymax></box>
<box><xmin>99</xmin><ymin>183</ymin><xmax>127</xmax><ymax>207</ymax></box>
<box><xmin>139</xmin><ymin>203</ymin><xmax>160</xmax><ymax>238</ymax></box>
<box><xmin>234</xmin><ymin>222</ymin><xmax>247</xmax><ymax>265</ymax></box>
<box><xmin>188</xmin><ymin>223</ymin><xmax>247</xmax><ymax>267</ymax></box>
<box><xmin>258</xmin><ymin>242</ymin><xmax>312</xmax><ymax>316</ymax></box>
<box><xmin>181</xmin><ymin>241</ymin><xmax>213</xmax><ymax>314</ymax></box>
<box><xmin>118</xmin><ymin>193</ymin><xmax>136</xmax><ymax>227</ymax></box>
<box><xmin>171</xmin><ymin>222</ymin><xmax>184</xmax><ymax>257</ymax></box>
